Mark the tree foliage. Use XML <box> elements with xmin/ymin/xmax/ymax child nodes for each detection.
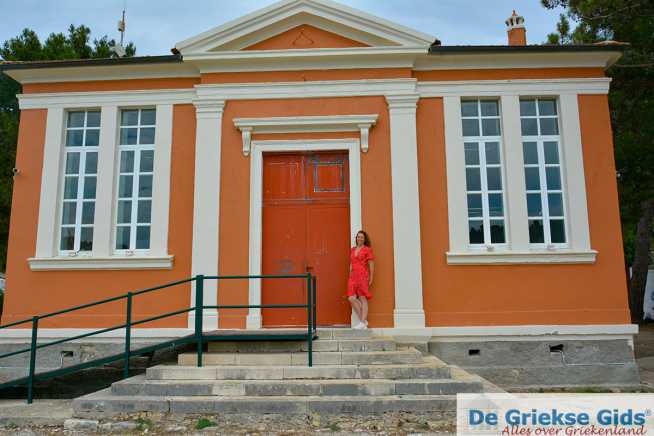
<box><xmin>542</xmin><ymin>0</ymin><xmax>654</xmax><ymax>321</ymax></box>
<box><xmin>0</xmin><ymin>25</ymin><xmax>135</xmax><ymax>271</ymax></box>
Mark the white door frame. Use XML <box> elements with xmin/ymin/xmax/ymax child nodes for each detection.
<box><xmin>245</xmin><ymin>139</ymin><xmax>362</xmax><ymax>329</ymax></box>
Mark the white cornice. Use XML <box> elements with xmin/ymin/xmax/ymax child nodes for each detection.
<box><xmin>234</xmin><ymin>114</ymin><xmax>377</xmax><ymax>155</ymax></box>
<box><xmin>414</xmin><ymin>51</ymin><xmax>622</xmax><ymax>71</ymax></box>
<box><xmin>193</xmin><ymin>56</ymin><xmax>416</xmax><ymax>73</ymax></box>
<box><xmin>233</xmin><ymin>114</ymin><xmax>377</xmax><ymax>131</ymax></box>
<box><xmin>5</xmin><ymin>63</ymin><xmax>199</xmax><ymax>85</ymax></box>
<box><xmin>195</xmin><ymin>78</ymin><xmax>418</xmax><ymax>100</ymax></box>
<box><xmin>184</xmin><ymin>46</ymin><xmax>426</xmax><ymax>61</ymax></box>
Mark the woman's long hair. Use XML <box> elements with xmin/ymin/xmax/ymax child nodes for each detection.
<box><xmin>355</xmin><ymin>230</ymin><xmax>371</xmax><ymax>247</ymax></box>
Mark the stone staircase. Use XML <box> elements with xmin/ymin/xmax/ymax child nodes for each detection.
<box><xmin>72</xmin><ymin>329</ymin><xmax>490</xmax><ymax>417</ymax></box>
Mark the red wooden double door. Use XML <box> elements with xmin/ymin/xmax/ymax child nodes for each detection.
<box><xmin>262</xmin><ymin>152</ymin><xmax>351</xmax><ymax>327</ymax></box>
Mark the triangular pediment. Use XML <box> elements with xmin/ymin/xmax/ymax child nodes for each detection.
<box><xmin>175</xmin><ymin>0</ymin><xmax>434</xmax><ymax>55</ymax></box>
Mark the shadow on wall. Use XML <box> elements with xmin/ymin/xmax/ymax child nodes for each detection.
<box><xmin>0</xmin><ymin>273</ymin><xmax>4</xmax><ymax>319</ymax></box>
<box><xmin>645</xmin><ymin>270</ymin><xmax>654</xmax><ymax>321</ymax></box>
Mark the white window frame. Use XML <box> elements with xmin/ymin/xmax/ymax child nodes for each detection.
<box><xmin>443</xmin><ymin>89</ymin><xmax>596</xmax><ymax>265</ymax></box>
<box><xmin>520</xmin><ymin>97</ymin><xmax>568</xmax><ymax>248</ymax></box>
<box><xmin>114</xmin><ymin>107</ymin><xmax>156</xmax><ymax>253</ymax></box>
<box><xmin>58</xmin><ymin>109</ymin><xmax>100</xmax><ymax>255</ymax></box>
<box><xmin>460</xmin><ymin>99</ymin><xmax>508</xmax><ymax>249</ymax></box>
<box><xmin>28</xmin><ymin>97</ymin><xmax>175</xmax><ymax>271</ymax></box>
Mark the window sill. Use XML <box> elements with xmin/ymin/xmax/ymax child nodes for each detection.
<box><xmin>446</xmin><ymin>250</ymin><xmax>597</xmax><ymax>265</ymax></box>
<box><xmin>27</xmin><ymin>255</ymin><xmax>174</xmax><ymax>271</ymax></box>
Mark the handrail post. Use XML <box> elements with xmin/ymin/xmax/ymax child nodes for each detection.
<box><xmin>123</xmin><ymin>292</ymin><xmax>133</xmax><ymax>379</ymax></box>
<box><xmin>306</xmin><ymin>273</ymin><xmax>313</xmax><ymax>367</ymax></box>
<box><xmin>312</xmin><ymin>276</ymin><xmax>317</xmax><ymax>333</ymax></box>
<box><xmin>195</xmin><ymin>275</ymin><xmax>204</xmax><ymax>367</ymax></box>
<box><xmin>27</xmin><ymin>316</ymin><xmax>39</xmax><ymax>404</ymax></box>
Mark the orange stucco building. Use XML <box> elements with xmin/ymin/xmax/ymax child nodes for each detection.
<box><xmin>0</xmin><ymin>1</ymin><xmax>637</xmax><ymax>385</ymax></box>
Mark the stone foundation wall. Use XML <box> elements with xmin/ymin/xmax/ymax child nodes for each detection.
<box><xmin>428</xmin><ymin>338</ymin><xmax>640</xmax><ymax>389</ymax></box>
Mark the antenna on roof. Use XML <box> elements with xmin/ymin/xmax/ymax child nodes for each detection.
<box><xmin>113</xmin><ymin>5</ymin><xmax>127</xmax><ymax>57</ymax></box>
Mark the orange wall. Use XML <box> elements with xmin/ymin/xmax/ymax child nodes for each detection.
<box><xmin>243</xmin><ymin>24</ymin><xmax>368</xmax><ymax>50</ymax></box>
<box><xmin>218</xmin><ymin>96</ymin><xmax>396</xmax><ymax>328</ymax></box>
<box><xmin>1</xmin><ymin>105</ymin><xmax>196</xmax><ymax>328</ymax></box>
<box><xmin>416</xmin><ymin>97</ymin><xmax>630</xmax><ymax>326</ymax></box>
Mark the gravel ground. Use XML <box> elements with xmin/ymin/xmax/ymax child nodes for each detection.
<box><xmin>0</xmin><ymin>411</ymin><xmax>456</xmax><ymax>435</ymax></box>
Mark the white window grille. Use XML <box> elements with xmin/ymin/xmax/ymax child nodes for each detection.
<box><xmin>115</xmin><ymin>108</ymin><xmax>156</xmax><ymax>251</ymax></box>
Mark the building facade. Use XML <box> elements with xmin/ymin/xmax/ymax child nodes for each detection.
<box><xmin>0</xmin><ymin>1</ymin><xmax>636</xmax><ymax>381</ymax></box>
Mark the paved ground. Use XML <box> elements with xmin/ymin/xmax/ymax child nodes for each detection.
<box><xmin>0</xmin><ymin>409</ymin><xmax>456</xmax><ymax>435</ymax></box>
<box><xmin>0</xmin><ymin>400</ymin><xmax>72</xmax><ymax>426</ymax></box>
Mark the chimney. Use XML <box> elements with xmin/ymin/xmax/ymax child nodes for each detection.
<box><xmin>505</xmin><ymin>10</ymin><xmax>526</xmax><ymax>46</ymax></box>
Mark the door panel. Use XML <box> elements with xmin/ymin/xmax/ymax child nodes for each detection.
<box><xmin>263</xmin><ymin>156</ymin><xmax>304</xmax><ymax>201</ymax></box>
<box><xmin>306</xmin><ymin>204</ymin><xmax>350</xmax><ymax>325</ymax></box>
<box><xmin>262</xmin><ymin>152</ymin><xmax>350</xmax><ymax>327</ymax></box>
<box><xmin>261</xmin><ymin>205</ymin><xmax>307</xmax><ymax>327</ymax></box>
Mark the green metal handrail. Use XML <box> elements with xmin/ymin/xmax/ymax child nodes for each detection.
<box><xmin>0</xmin><ymin>273</ymin><xmax>317</xmax><ymax>404</ymax></box>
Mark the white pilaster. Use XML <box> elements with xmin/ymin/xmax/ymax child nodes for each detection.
<box><xmin>93</xmin><ymin>105</ymin><xmax>118</xmax><ymax>257</ymax></box>
<box><xmin>559</xmin><ymin>93</ymin><xmax>591</xmax><ymax>251</ymax></box>
<box><xmin>246</xmin><ymin>146</ymin><xmax>263</xmax><ymax>329</ymax></box>
<box><xmin>500</xmin><ymin>95</ymin><xmax>530</xmax><ymax>250</ymax></box>
<box><xmin>35</xmin><ymin>107</ymin><xmax>65</xmax><ymax>258</ymax></box>
<box><xmin>386</xmin><ymin>94</ymin><xmax>425</xmax><ymax>328</ymax></box>
<box><xmin>189</xmin><ymin>100</ymin><xmax>225</xmax><ymax>330</ymax></box>
<box><xmin>443</xmin><ymin>96</ymin><xmax>468</xmax><ymax>252</ymax></box>
<box><xmin>150</xmin><ymin>104</ymin><xmax>173</xmax><ymax>256</ymax></box>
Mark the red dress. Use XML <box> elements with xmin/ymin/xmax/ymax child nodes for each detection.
<box><xmin>346</xmin><ymin>246</ymin><xmax>374</xmax><ymax>299</ymax></box>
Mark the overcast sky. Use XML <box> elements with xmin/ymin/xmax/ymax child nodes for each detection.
<box><xmin>0</xmin><ymin>0</ymin><xmax>565</xmax><ymax>55</ymax></box>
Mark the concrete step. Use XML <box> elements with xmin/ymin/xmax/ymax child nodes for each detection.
<box><xmin>147</xmin><ymin>363</ymin><xmax>451</xmax><ymax>381</ymax></box>
<box><xmin>207</xmin><ymin>338</ymin><xmax>397</xmax><ymax>353</ymax></box>
<box><xmin>112</xmin><ymin>374</ymin><xmax>481</xmax><ymax>397</ymax></box>
<box><xmin>315</xmin><ymin>329</ymin><xmax>375</xmax><ymax>340</ymax></box>
<box><xmin>177</xmin><ymin>349</ymin><xmax>423</xmax><ymax>366</ymax></box>
<box><xmin>73</xmin><ymin>389</ymin><xmax>456</xmax><ymax>417</ymax></box>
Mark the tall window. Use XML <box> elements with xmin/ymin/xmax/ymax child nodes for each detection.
<box><xmin>60</xmin><ymin>110</ymin><xmax>100</xmax><ymax>252</ymax></box>
<box><xmin>116</xmin><ymin>108</ymin><xmax>155</xmax><ymax>251</ymax></box>
<box><xmin>461</xmin><ymin>99</ymin><xmax>506</xmax><ymax>246</ymax></box>
<box><xmin>520</xmin><ymin>98</ymin><xmax>566</xmax><ymax>245</ymax></box>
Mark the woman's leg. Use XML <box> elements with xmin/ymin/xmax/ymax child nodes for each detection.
<box><xmin>358</xmin><ymin>296</ymin><xmax>368</xmax><ymax>324</ymax></box>
<box><xmin>348</xmin><ymin>296</ymin><xmax>362</xmax><ymax>321</ymax></box>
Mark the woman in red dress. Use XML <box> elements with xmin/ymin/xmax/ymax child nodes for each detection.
<box><xmin>347</xmin><ymin>230</ymin><xmax>375</xmax><ymax>330</ymax></box>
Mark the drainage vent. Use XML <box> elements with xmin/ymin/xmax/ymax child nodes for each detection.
<box><xmin>468</xmin><ymin>349</ymin><xmax>480</xmax><ymax>356</ymax></box>
<box><xmin>60</xmin><ymin>350</ymin><xmax>74</xmax><ymax>367</ymax></box>
<box><xmin>549</xmin><ymin>344</ymin><xmax>564</xmax><ymax>353</ymax></box>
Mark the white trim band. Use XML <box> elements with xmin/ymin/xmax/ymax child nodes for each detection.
<box><xmin>446</xmin><ymin>250</ymin><xmax>598</xmax><ymax>265</ymax></box>
<box><xmin>418</xmin><ymin>78</ymin><xmax>612</xmax><ymax>97</ymax></box>
<box><xmin>17</xmin><ymin>77</ymin><xmax>613</xmax><ymax>111</ymax></box>
<box><xmin>18</xmin><ymin>89</ymin><xmax>195</xmax><ymax>110</ymax></box>
<box><xmin>371</xmin><ymin>324</ymin><xmax>638</xmax><ymax>341</ymax></box>
<box><xmin>27</xmin><ymin>255</ymin><xmax>174</xmax><ymax>271</ymax></box>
